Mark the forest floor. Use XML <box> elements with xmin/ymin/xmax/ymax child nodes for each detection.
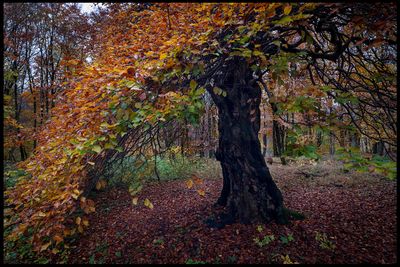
<box><xmin>65</xmin><ymin>159</ymin><xmax>397</xmax><ymax>264</ymax></box>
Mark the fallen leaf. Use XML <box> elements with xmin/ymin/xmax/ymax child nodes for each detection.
<box><xmin>186</xmin><ymin>179</ymin><xmax>194</xmax><ymax>189</ymax></box>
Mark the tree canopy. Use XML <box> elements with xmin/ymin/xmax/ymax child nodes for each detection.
<box><xmin>4</xmin><ymin>3</ymin><xmax>396</xmax><ymax>254</ymax></box>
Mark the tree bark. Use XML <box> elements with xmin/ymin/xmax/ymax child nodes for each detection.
<box><xmin>210</xmin><ymin>58</ymin><xmax>287</xmax><ymax>224</ymax></box>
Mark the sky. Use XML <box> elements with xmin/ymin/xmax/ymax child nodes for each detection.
<box><xmin>79</xmin><ymin>3</ymin><xmax>96</xmax><ymax>14</ymax></box>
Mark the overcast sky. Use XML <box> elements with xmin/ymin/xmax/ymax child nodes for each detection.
<box><xmin>79</xmin><ymin>3</ymin><xmax>96</xmax><ymax>14</ymax></box>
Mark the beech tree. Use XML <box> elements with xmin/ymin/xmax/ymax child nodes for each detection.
<box><xmin>4</xmin><ymin>2</ymin><xmax>396</xmax><ymax>253</ymax></box>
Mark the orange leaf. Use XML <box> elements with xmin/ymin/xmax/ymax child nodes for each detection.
<box><xmin>76</xmin><ymin>216</ymin><xmax>81</xmax><ymax>225</ymax></box>
<box><xmin>53</xmin><ymin>234</ymin><xmax>63</xmax><ymax>245</ymax></box>
<box><xmin>87</xmin><ymin>199</ymin><xmax>95</xmax><ymax>207</ymax></box>
<box><xmin>197</xmin><ymin>189</ymin><xmax>206</xmax><ymax>197</ymax></box>
<box><xmin>192</xmin><ymin>175</ymin><xmax>203</xmax><ymax>185</ymax></box>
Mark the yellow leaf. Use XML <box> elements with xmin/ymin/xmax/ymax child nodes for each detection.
<box><xmin>78</xmin><ymin>225</ymin><xmax>84</xmax><ymax>233</ymax></box>
<box><xmin>100</xmin><ymin>180</ymin><xmax>107</xmax><ymax>188</ymax></box>
<box><xmin>80</xmin><ymin>196</ymin><xmax>86</xmax><ymax>203</ymax></box>
<box><xmin>38</xmin><ymin>211</ymin><xmax>47</xmax><ymax>217</ymax></box>
<box><xmin>82</xmin><ymin>219</ymin><xmax>89</xmax><ymax>227</ymax></box>
<box><xmin>40</xmin><ymin>241</ymin><xmax>52</xmax><ymax>252</ymax></box>
<box><xmin>186</xmin><ymin>179</ymin><xmax>194</xmax><ymax>189</ymax></box>
<box><xmin>284</xmin><ymin>5</ymin><xmax>292</xmax><ymax>15</ymax></box>
<box><xmin>144</xmin><ymin>198</ymin><xmax>154</xmax><ymax>209</ymax></box>
<box><xmin>197</xmin><ymin>189</ymin><xmax>206</xmax><ymax>197</ymax></box>
<box><xmin>71</xmin><ymin>189</ymin><xmax>80</xmax><ymax>199</ymax></box>
<box><xmin>159</xmin><ymin>53</ymin><xmax>167</xmax><ymax>60</ymax></box>
<box><xmin>53</xmin><ymin>234</ymin><xmax>63</xmax><ymax>245</ymax></box>
<box><xmin>51</xmin><ymin>248</ymin><xmax>60</xmax><ymax>254</ymax></box>
<box><xmin>76</xmin><ymin>216</ymin><xmax>81</xmax><ymax>225</ymax></box>
<box><xmin>132</xmin><ymin>197</ymin><xmax>138</xmax><ymax>205</ymax></box>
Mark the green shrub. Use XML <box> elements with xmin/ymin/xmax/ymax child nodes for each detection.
<box><xmin>104</xmin><ymin>154</ymin><xmax>221</xmax><ymax>190</ymax></box>
<box><xmin>280</xmin><ymin>233</ymin><xmax>294</xmax><ymax>245</ymax></box>
<box><xmin>315</xmin><ymin>232</ymin><xmax>336</xmax><ymax>250</ymax></box>
<box><xmin>3</xmin><ymin>163</ymin><xmax>30</xmax><ymax>189</ymax></box>
<box><xmin>253</xmin><ymin>234</ymin><xmax>275</xmax><ymax>247</ymax></box>
<box><xmin>336</xmin><ymin>147</ymin><xmax>396</xmax><ymax>180</ymax></box>
<box><xmin>186</xmin><ymin>258</ymin><xmax>207</xmax><ymax>264</ymax></box>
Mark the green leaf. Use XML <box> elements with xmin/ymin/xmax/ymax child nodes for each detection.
<box><xmin>273</xmin><ymin>16</ymin><xmax>293</xmax><ymax>25</ymax></box>
<box><xmin>253</xmin><ymin>50</ymin><xmax>263</xmax><ymax>57</ymax></box>
<box><xmin>190</xmin><ymin>80</ymin><xmax>197</xmax><ymax>90</ymax></box>
<box><xmin>92</xmin><ymin>145</ymin><xmax>102</xmax><ymax>154</ymax></box>
<box><xmin>213</xmin><ymin>87</ymin><xmax>222</xmax><ymax>95</ymax></box>
<box><xmin>104</xmin><ymin>143</ymin><xmax>114</xmax><ymax>150</ymax></box>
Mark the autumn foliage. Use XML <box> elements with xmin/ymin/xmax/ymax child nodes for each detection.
<box><xmin>3</xmin><ymin>2</ymin><xmax>396</xmax><ymax>255</ymax></box>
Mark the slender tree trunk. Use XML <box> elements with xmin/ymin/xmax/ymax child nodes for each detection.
<box><xmin>317</xmin><ymin>131</ymin><xmax>323</xmax><ymax>147</ymax></box>
<box><xmin>211</xmin><ymin>58</ymin><xmax>287</xmax><ymax>224</ymax></box>
<box><xmin>262</xmin><ymin>134</ymin><xmax>267</xmax><ymax>157</ymax></box>
<box><xmin>207</xmin><ymin>109</ymin><xmax>214</xmax><ymax>158</ymax></box>
<box><xmin>272</xmin><ymin>120</ymin><xmax>287</xmax><ymax>165</ymax></box>
<box><xmin>13</xmin><ymin>71</ymin><xmax>26</xmax><ymax>161</ymax></box>
<box><xmin>329</xmin><ymin>131</ymin><xmax>335</xmax><ymax>157</ymax></box>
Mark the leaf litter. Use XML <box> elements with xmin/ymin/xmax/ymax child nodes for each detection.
<box><xmin>66</xmin><ymin>162</ymin><xmax>396</xmax><ymax>264</ymax></box>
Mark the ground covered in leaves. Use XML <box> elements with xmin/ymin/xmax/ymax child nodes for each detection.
<box><xmin>65</xmin><ymin>160</ymin><xmax>397</xmax><ymax>264</ymax></box>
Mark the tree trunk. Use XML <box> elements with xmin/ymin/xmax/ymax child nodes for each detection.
<box><xmin>329</xmin><ymin>131</ymin><xmax>335</xmax><ymax>157</ymax></box>
<box><xmin>272</xmin><ymin>120</ymin><xmax>285</xmax><ymax>157</ymax></box>
<box><xmin>210</xmin><ymin>58</ymin><xmax>287</xmax><ymax>224</ymax></box>
<box><xmin>262</xmin><ymin>134</ymin><xmax>267</xmax><ymax>157</ymax></box>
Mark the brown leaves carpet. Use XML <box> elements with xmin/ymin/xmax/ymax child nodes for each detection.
<box><xmin>68</xmin><ymin>163</ymin><xmax>397</xmax><ymax>264</ymax></box>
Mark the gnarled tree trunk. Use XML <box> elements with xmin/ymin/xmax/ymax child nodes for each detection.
<box><xmin>210</xmin><ymin>58</ymin><xmax>287</xmax><ymax>224</ymax></box>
